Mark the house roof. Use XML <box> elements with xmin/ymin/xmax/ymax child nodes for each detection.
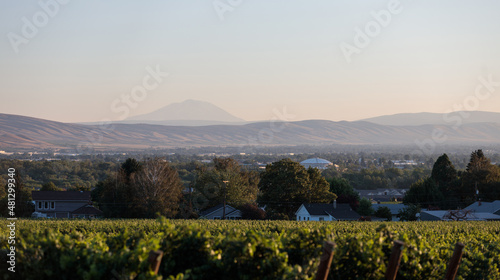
<box><xmin>474</xmin><ymin>212</ymin><xmax>500</xmax><ymax>220</ymax></box>
<box><xmin>356</xmin><ymin>189</ymin><xmax>408</xmax><ymax>197</ymax></box>
<box><xmin>32</xmin><ymin>191</ymin><xmax>91</xmax><ymax>201</ymax></box>
<box><xmin>224</xmin><ymin>209</ymin><xmax>242</xmax><ymax>217</ymax></box>
<box><xmin>421</xmin><ymin>210</ymin><xmax>500</xmax><ymax>221</ymax></box>
<box><xmin>420</xmin><ymin>210</ymin><xmax>449</xmax><ymax>220</ymax></box>
<box><xmin>72</xmin><ymin>204</ymin><xmax>103</xmax><ymax>215</ymax></box>
<box><xmin>300</xmin><ymin>203</ymin><xmax>361</xmax><ymax>220</ymax></box>
<box><xmin>465</xmin><ymin>200</ymin><xmax>500</xmax><ymax>214</ymax></box>
<box><xmin>200</xmin><ymin>204</ymin><xmax>237</xmax><ymax>217</ymax></box>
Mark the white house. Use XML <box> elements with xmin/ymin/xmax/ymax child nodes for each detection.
<box><xmin>295</xmin><ymin>201</ymin><xmax>360</xmax><ymax>221</ymax></box>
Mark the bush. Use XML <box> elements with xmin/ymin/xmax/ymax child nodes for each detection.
<box><xmin>374</xmin><ymin>206</ymin><xmax>392</xmax><ymax>221</ymax></box>
<box><xmin>240</xmin><ymin>203</ymin><xmax>266</xmax><ymax>220</ymax></box>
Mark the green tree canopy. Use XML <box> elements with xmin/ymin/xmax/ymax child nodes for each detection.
<box><xmin>41</xmin><ymin>182</ymin><xmax>63</xmax><ymax>191</ymax></box>
<box><xmin>462</xmin><ymin>149</ymin><xmax>500</xmax><ymax>202</ymax></box>
<box><xmin>329</xmin><ymin>177</ymin><xmax>360</xmax><ymax>210</ymax></box>
<box><xmin>329</xmin><ymin>177</ymin><xmax>360</xmax><ymax>201</ymax></box>
<box><xmin>431</xmin><ymin>154</ymin><xmax>458</xmax><ymax>186</ymax></box>
<box><xmin>397</xmin><ymin>204</ymin><xmax>420</xmax><ymax>221</ymax></box>
<box><xmin>374</xmin><ymin>206</ymin><xmax>392</xmax><ymax>221</ymax></box>
<box><xmin>307</xmin><ymin>167</ymin><xmax>338</xmax><ymax>203</ymax></box>
<box><xmin>0</xmin><ymin>171</ymin><xmax>34</xmax><ymax>217</ymax></box>
<box><xmin>121</xmin><ymin>158</ymin><xmax>142</xmax><ymax>180</ymax></box>
<box><xmin>68</xmin><ymin>184</ymin><xmax>91</xmax><ymax>192</ymax></box>
<box><xmin>464</xmin><ymin>150</ymin><xmax>500</xmax><ymax>184</ymax></box>
<box><xmin>257</xmin><ymin>159</ymin><xmax>336</xmax><ymax>219</ymax></box>
<box><xmin>0</xmin><ymin>177</ymin><xmax>5</xmax><ymax>203</ymax></box>
<box><xmin>357</xmin><ymin>197</ymin><xmax>374</xmax><ymax>216</ymax></box>
<box><xmin>193</xmin><ymin>158</ymin><xmax>259</xmax><ymax>211</ymax></box>
<box><xmin>403</xmin><ymin>178</ymin><xmax>444</xmax><ymax>208</ymax></box>
<box><xmin>429</xmin><ymin>154</ymin><xmax>461</xmax><ymax>208</ymax></box>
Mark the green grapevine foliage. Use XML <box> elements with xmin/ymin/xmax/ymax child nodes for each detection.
<box><xmin>0</xmin><ymin>219</ymin><xmax>499</xmax><ymax>279</ymax></box>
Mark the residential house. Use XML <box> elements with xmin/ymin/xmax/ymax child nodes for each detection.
<box><xmin>31</xmin><ymin>191</ymin><xmax>102</xmax><ymax>219</ymax></box>
<box><xmin>420</xmin><ymin>210</ymin><xmax>500</xmax><ymax>221</ymax></box>
<box><xmin>420</xmin><ymin>200</ymin><xmax>500</xmax><ymax>221</ymax></box>
<box><xmin>200</xmin><ymin>204</ymin><xmax>242</xmax><ymax>220</ymax></box>
<box><xmin>295</xmin><ymin>201</ymin><xmax>360</xmax><ymax>221</ymax></box>
<box><xmin>71</xmin><ymin>204</ymin><xmax>104</xmax><ymax>219</ymax></box>
<box><xmin>356</xmin><ymin>189</ymin><xmax>408</xmax><ymax>203</ymax></box>
<box><xmin>465</xmin><ymin>200</ymin><xmax>500</xmax><ymax>215</ymax></box>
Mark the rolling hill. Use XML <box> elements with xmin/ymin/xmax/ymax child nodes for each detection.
<box><xmin>360</xmin><ymin>111</ymin><xmax>500</xmax><ymax>126</ymax></box>
<box><xmin>2</xmin><ymin>113</ymin><xmax>500</xmax><ymax>151</ymax></box>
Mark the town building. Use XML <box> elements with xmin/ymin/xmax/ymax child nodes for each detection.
<box><xmin>300</xmin><ymin>158</ymin><xmax>333</xmax><ymax>170</ymax></box>
<box><xmin>356</xmin><ymin>188</ymin><xmax>408</xmax><ymax>203</ymax></box>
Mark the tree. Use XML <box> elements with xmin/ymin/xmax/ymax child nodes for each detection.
<box><xmin>329</xmin><ymin>177</ymin><xmax>360</xmax><ymax>210</ymax></box>
<box><xmin>462</xmin><ymin>150</ymin><xmax>500</xmax><ymax>202</ymax></box>
<box><xmin>40</xmin><ymin>182</ymin><xmax>63</xmax><ymax>191</ymax></box>
<box><xmin>329</xmin><ymin>177</ymin><xmax>360</xmax><ymax>200</ymax></box>
<box><xmin>121</xmin><ymin>158</ymin><xmax>142</xmax><ymax>181</ymax></box>
<box><xmin>320</xmin><ymin>166</ymin><xmax>341</xmax><ymax>180</ymax></box>
<box><xmin>257</xmin><ymin>159</ymin><xmax>336</xmax><ymax>220</ymax></box>
<box><xmin>133</xmin><ymin>158</ymin><xmax>184</xmax><ymax>218</ymax></box>
<box><xmin>397</xmin><ymin>204</ymin><xmax>420</xmax><ymax>221</ymax></box>
<box><xmin>0</xmin><ymin>177</ymin><xmax>6</xmax><ymax>202</ymax></box>
<box><xmin>431</xmin><ymin>154</ymin><xmax>458</xmax><ymax>188</ymax></box>
<box><xmin>240</xmin><ymin>203</ymin><xmax>266</xmax><ymax>220</ymax></box>
<box><xmin>429</xmin><ymin>154</ymin><xmax>460</xmax><ymax>209</ymax></box>
<box><xmin>193</xmin><ymin>158</ymin><xmax>259</xmax><ymax>211</ymax></box>
<box><xmin>92</xmin><ymin>171</ymin><xmax>137</xmax><ymax>218</ymax></box>
<box><xmin>68</xmin><ymin>183</ymin><xmax>91</xmax><ymax>192</ymax></box>
<box><xmin>307</xmin><ymin>167</ymin><xmax>337</xmax><ymax>203</ymax></box>
<box><xmin>374</xmin><ymin>206</ymin><xmax>392</xmax><ymax>221</ymax></box>
<box><xmin>357</xmin><ymin>197</ymin><xmax>374</xmax><ymax>216</ymax></box>
<box><xmin>403</xmin><ymin>178</ymin><xmax>443</xmax><ymax>208</ymax></box>
<box><xmin>0</xmin><ymin>172</ymin><xmax>34</xmax><ymax>217</ymax></box>
<box><xmin>93</xmin><ymin>158</ymin><xmax>183</xmax><ymax>218</ymax></box>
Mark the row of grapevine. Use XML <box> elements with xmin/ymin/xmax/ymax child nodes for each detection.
<box><xmin>1</xmin><ymin>219</ymin><xmax>499</xmax><ymax>279</ymax></box>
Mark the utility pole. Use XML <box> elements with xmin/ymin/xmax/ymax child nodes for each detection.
<box><xmin>222</xmin><ymin>180</ymin><xmax>229</xmax><ymax>220</ymax></box>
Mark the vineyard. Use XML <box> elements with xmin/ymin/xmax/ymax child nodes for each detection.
<box><xmin>1</xmin><ymin>219</ymin><xmax>499</xmax><ymax>280</ymax></box>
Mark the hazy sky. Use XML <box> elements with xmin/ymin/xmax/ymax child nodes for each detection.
<box><xmin>1</xmin><ymin>0</ymin><xmax>499</xmax><ymax>123</ymax></box>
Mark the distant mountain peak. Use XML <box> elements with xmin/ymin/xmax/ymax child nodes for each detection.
<box><xmin>127</xmin><ymin>100</ymin><xmax>245</xmax><ymax>124</ymax></box>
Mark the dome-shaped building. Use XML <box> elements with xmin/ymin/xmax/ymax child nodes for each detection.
<box><xmin>300</xmin><ymin>158</ymin><xmax>333</xmax><ymax>170</ymax></box>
